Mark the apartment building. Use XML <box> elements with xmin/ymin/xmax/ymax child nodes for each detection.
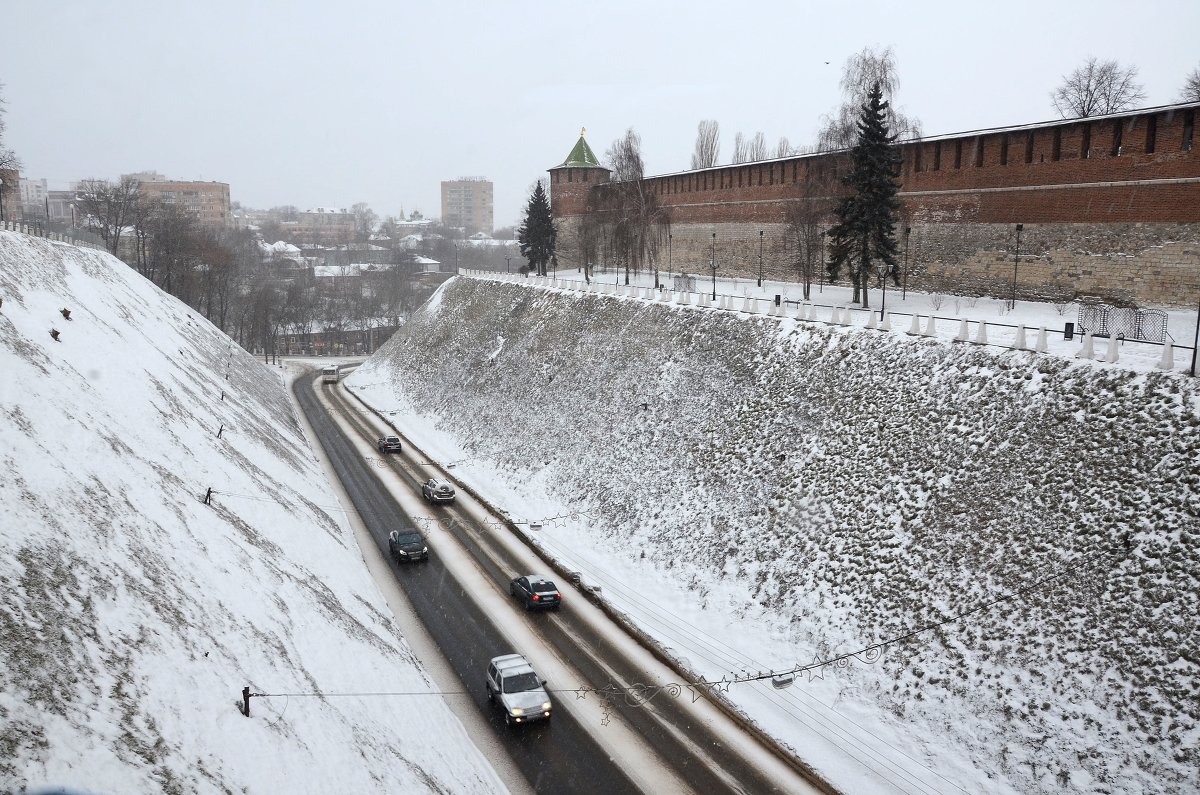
<box><xmin>440</xmin><ymin>177</ymin><xmax>493</xmax><ymax>235</ymax></box>
<box><xmin>136</xmin><ymin>177</ymin><xmax>232</xmax><ymax>232</ymax></box>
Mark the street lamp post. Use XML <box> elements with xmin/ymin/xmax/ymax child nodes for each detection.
<box><xmin>454</xmin><ymin>243</ymin><xmax>459</xmax><ymax>274</ymax></box>
<box><xmin>902</xmin><ymin>226</ymin><xmax>911</xmax><ymax>300</ymax></box>
<box><xmin>663</xmin><ymin>232</ymin><xmax>670</xmax><ymax>290</ymax></box>
<box><xmin>1010</xmin><ymin>223</ymin><xmax>1023</xmax><ymax>311</ymax></box>
<box><xmin>757</xmin><ymin>230</ymin><xmax>764</xmax><ymax>288</ymax></box>
<box><xmin>710</xmin><ymin>232</ymin><xmax>717</xmax><ymax>301</ymax></box>
<box><xmin>505</xmin><ymin>255</ymin><xmax>511</xmax><ymax>273</ymax></box>
<box><xmin>880</xmin><ymin>262</ymin><xmax>888</xmax><ymax>321</ymax></box>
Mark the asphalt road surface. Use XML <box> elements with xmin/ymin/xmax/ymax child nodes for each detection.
<box><xmin>293</xmin><ymin>370</ymin><xmax>827</xmax><ymax>795</ymax></box>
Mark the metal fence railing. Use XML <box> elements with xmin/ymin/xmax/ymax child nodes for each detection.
<box><xmin>459</xmin><ymin>269</ymin><xmax>1197</xmax><ymax>375</ymax></box>
<box><xmin>1</xmin><ymin>220</ymin><xmax>107</xmax><ymax>252</ymax></box>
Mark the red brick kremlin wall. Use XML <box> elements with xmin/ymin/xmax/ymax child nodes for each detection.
<box><xmin>551</xmin><ymin>103</ymin><xmax>1200</xmax><ymax>307</ymax></box>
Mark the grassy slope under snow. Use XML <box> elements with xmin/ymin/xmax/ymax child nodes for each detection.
<box><xmin>0</xmin><ymin>233</ymin><xmax>503</xmax><ymax>794</ymax></box>
<box><xmin>354</xmin><ymin>276</ymin><xmax>1199</xmax><ymax>794</ymax></box>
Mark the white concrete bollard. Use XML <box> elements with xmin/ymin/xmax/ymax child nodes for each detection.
<box><xmin>923</xmin><ymin>315</ymin><xmax>937</xmax><ymax>337</ymax></box>
<box><xmin>1105</xmin><ymin>334</ymin><xmax>1120</xmax><ymax>363</ymax></box>
<box><xmin>829</xmin><ymin>306</ymin><xmax>841</xmax><ymax>324</ymax></box>
<box><xmin>1076</xmin><ymin>332</ymin><xmax>1094</xmax><ymax>359</ymax></box>
<box><xmin>907</xmin><ymin>314</ymin><xmax>921</xmax><ymax>334</ymax></box>
<box><xmin>880</xmin><ymin>312</ymin><xmax>893</xmax><ymax>331</ymax></box>
<box><xmin>973</xmin><ymin>321</ymin><xmax>988</xmax><ymax>345</ymax></box>
<box><xmin>955</xmin><ymin>319</ymin><xmax>969</xmax><ymax>341</ymax></box>
<box><xmin>1013</xmin><ymin>325</ymin><xmax>1027</xmax><ymax>350</ymax></box>
<box><xmin>1156</xmin><ymin>339</ymin><xmax>1174</xmax><ymax>370</ymax></box>
<box><xmin>866</xmin><ymin>311</ymin><xmax>878</xmax><ymax>329</ymax></box>
<box><xmin>1035</xmin><ymin>327</ymin><xmax>1048</xmax><ymax>353</ymax></box>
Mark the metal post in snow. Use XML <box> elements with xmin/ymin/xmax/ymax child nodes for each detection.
<box><xmin>1191</xmin><ymin>296</ymin><xmax>1200</xmax><ymax>377</ymax></box>
<box><xmin>902</xmin><ymin>226</ymin><xmax>911</xmax><ymax>300</ymax></box>
<box><xmin>1010</xmin><ymin>223</ymin><xmax>1023</xmax><ymax>311</ymax></box>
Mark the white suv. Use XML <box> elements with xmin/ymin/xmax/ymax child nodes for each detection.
<box><xmin>485</xmin><ymin>653</ymin><xmax>552</xmax><ymax>726</ymax></box>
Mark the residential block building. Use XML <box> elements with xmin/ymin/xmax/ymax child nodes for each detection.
<box><xmin>136</xmin><ymin>177</ymin><xmax>232</xmax><ymax>232</ymax></box>
<box><xmin>441</xmin><ymin>177</ymin><xmax>493</xmax><ymax>235</ymax></box>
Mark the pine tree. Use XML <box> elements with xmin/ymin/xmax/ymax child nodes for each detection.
<box><xmin>518</xmin><ymin>181</ymin><xmax>556</xmax><ymax>277</ymax></box>
<box><xmin>826</xmin><ymin>82</ymin><xmax>902</xmax><ymax>308</ymax></box>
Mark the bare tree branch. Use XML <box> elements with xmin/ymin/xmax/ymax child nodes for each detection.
<box><xmin>1051</xmin><ymin>57</ymin><xmax>1146</xmax><ymax>118</ymax></box>
<box><xmin>731</xmin><ymin>132</ymin><xmax>748</xmax><ymax>164</ymax></box>
<box><xmin>690</xmin><ymin>120</ymin><xmax>721</xmax><ymax>170</ymax></box>
<box><xmin>816</xmin><ymin>46</ymin><xmax>922</xmax><ymax>151</ymax></box>
<box><xmin>1181</xmin><ymin>65</ymin><xmax>1200</xmax><ymax>103</ymax></box>
<box><xmin>746</xmin><ymin>132</ymin><xmax>768</xmax><ymax>162</ymax></box>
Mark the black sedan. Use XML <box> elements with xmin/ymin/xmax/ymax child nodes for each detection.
<box><xmin>509</xmin><ymin>575</ymin><xmax>562</xmax><ymax>611</ymax></box>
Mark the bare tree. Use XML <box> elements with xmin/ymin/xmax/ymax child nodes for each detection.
<box><xmin>732</xmin><ymin>132</ymin><xmax>749</xmax><ymax>164</ymax></box>
<box><xmin>690</xmin><ymin>120</ymin><xmax>721</xmax><ymax>169</ymax></box>
<box><xmin>817</xmin><ymin>46</ymin><xmax>922</xmax><ymax>151</ymax></box>
<box><xmin>0</xmin><ymin>83</ymin><xmax>19</xmax><ymax>222</ymax></box>
<box><xmin>784</xmin><ymin>166</ymin><xmax>839</xmax><ymax>300</ymax></box>
<box><xmin>351</xmin><ymin>201</ymin><xmax>378</xmax><ymax>242</ymax></box>
<box><xmin>1051</xmin><ymin>57</ymin><xmax>1146</xmax><ymax>118</ymax></box>
<box><xmin>0</xmin><ymin>82</ymin><xmax>18</xmax><ymax>174</ymax></box>
<box><xmin>775</xmin><ymin>137</ymin><xmax>793</xmax><ymax>159</ymax></box>
<box><xmin>603</xmin><ymin>128</ymin><xmax>670</xmax><ymax>285</ymax></box>
<box><xmin>746</xmin><ymin>132</ymin><xmax>768</xmax><ymax>162</ymax></box>
<box><xmin>1181</xmin><ymin>65</ymin><xmax>1200</xmax><ymax>103</ymax></box>
<box><xmin>75</xmin><ymin>176</ymin><xmax>141</xmax><ymax>256</ymax></box>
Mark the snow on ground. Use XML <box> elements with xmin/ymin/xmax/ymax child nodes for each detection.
<box><xmin>0</xmin><ymin>232</ymin><xmax>506</xmax><ymax>794</ymax></box>
<box><xmin>348</xmin><ymin>274</ymin><xmax>1200</xmax><ymax>795</ymax></box>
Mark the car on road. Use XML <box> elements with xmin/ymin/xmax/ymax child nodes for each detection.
<box><xmin>509</xmin><ymin>574</ymin><xmax>562</xmax><ymax>611</ymax></box>
<box><xmin>421</xmin><ymin>478</ymin><xmax>456</xmax><ymax>503</ymax></box>
<box><xmin>486</xmin><ymin>653</ymin><xmax>552</xmax><ymax>726</ymax></box>
<box><xmin>377</xmin><ymin>435</ymin><xmax>402</xmax><ymax>453</ymax></box>
<box><xmin>388</xmin><ymin>529</ymin><xmax>428</xmax><ymax>563</ymax></box>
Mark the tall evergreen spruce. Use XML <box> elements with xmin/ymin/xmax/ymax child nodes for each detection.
<box><xmin>518</xmin><ymin>181</ymin><xmax>556</xmax><ymax>277</ymax></box>
<box><xmin>826</xmin><ymin>82</ymin><xmax>902</xmax><ymax>308</ymax></box>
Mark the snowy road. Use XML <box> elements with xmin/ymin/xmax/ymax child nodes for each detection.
<box><xmin>293</xmin><ymin>370</ymin><xmax>830</xmax><ymax>794</ymax></box>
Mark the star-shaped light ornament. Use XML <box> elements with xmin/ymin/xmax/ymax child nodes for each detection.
<box><xmin>806</xmin><ymin>655</ymin><xmax>827</xmax><ymax>682</ymax></box>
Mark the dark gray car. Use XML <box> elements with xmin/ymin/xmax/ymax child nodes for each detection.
<box><xmin>388</xmin><ymin>529</ymin><xmax>428</xmax><ymax>562</ymax></box>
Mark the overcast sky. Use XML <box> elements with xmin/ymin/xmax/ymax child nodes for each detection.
<box><xmin>3</xmin><ymin>0</ymin><xmax>1198</xmax><ymax>228</ymax></box>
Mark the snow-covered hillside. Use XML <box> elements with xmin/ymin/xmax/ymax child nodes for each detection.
<box><xmin>0</xmin><ymin>233</ymin><xmax>505</xmax><ymax>794</ymax></box>
<box><xmin>350</xmin><ymin>276</ymin><xmax>1199</xmax><ymax>794</ymax></box>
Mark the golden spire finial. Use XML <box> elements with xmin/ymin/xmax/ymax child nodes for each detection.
<box><xmin>581</xmin><ymin>126</ymin><xmax>586</xmax><ymax>138</ymax></box>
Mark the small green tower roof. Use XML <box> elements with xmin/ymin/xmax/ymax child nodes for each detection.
<box><xmin>555</xmin><ymin>127</ymin><xmax>605</xmax><ymax>169</ymax></box>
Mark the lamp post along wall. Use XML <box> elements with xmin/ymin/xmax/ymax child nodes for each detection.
<box><xmin>902</xmin><ymin>226</ymin><xmax>911</xmax><ymax>300</ymax></box>
<box><xmin>757</xmin><ymin>229</ymin><xmax>764</xmax><ymax>288</ymax></box>
<box><xmin>711</xmin><ymin>232</ymin><xmax>717</xmax><ymax>300</ymax></box>
<box><xmin>1011</xmin><ymin>223</ymin><xmax>1023</xmax><ymax>310</ymax></box>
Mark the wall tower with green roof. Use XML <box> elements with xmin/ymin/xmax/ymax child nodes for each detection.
<box><xmin>548</xmin><ymin>127</ymin><xmax>609</xmax><ymax>219</ymax></box>
<box><xmin>548</xmin><ymin>128</ymin><xmax>610</xmax><ymax>271</ymax></box>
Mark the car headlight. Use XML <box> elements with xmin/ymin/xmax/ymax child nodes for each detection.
<box><xmin>421</xmin><ymin>547</ymin><xmax>428</xmax><ymax>553</ymax></box>
<box><xmin>510</xmin><ymin>708</ymin><xmax>524</xmax><ymax>716</ymax></box>
<box><xmin>541</xmin><ymin>702</ymin><xmax>551</xmax><ymax>710</ymax></box>
<box><xmin>397</xmin><ymin>550</ymin><xmax>408</xmax><ymax>556</ymax></box>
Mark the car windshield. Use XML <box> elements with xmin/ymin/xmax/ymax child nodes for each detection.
<box><xmin>503</xmin><ymin>672</ymin><xmax>541</xmax><ymax>693</ymax></box>
<box><xmin>395</xmin><ymin>533</ymin><xmax>423</xmax><ymax>545</ymax></box>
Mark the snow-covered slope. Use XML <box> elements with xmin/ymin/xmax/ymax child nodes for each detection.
<box><xmin>350</xmin><ymin>276</ymin><xmax>1199</xmax><ymax>795</ymax></box>
<box><xmin>0</xmin><ymin>232</ymin><xmax>505</xmax><ymax>794</ymax></box>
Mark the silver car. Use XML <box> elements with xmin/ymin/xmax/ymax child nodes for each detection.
<box><xmin>485</xmin><ymin>653</ymin><xmax>552</xmax><ymax>726</ymax></box>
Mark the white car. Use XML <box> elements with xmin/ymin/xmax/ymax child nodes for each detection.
<box><xmin>485</xmin><ymin>653</ymin><xmax>552</xmax><ymax>726</ymax></box>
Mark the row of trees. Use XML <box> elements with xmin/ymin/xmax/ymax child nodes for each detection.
<box><xmin>687</xmin><ymin>54</ymin><xmax>1200</xmax><ymax>169</ymax></box>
